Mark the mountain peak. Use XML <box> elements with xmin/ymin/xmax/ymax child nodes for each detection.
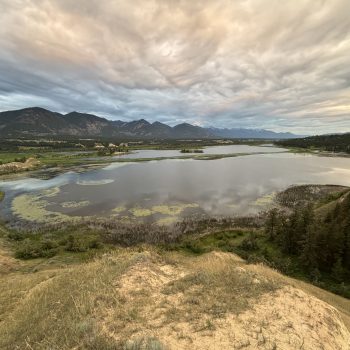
<box><xmin>136</xmin><ymin>118</ymin><xmax>150</xmax><ymax>124</ymax></box>
<box><xmin>19</xmin><ymin>106</ymin><xmax>54</xmax><ymax>114</ymax></box>
<box><xmin>175</xmin><ymin>122</ymin><xmax>193</xmax><ymax>127</ymax></box>
<box><xmin>0</xmin><ymin>107</ymin><xmax>299</xmax><ymax>139</ymax></box>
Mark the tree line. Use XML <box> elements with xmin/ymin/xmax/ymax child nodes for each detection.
<box><xmin>265</xmin><ymin>195</ymin><xmax>350</xmax><ymax>285</ymax></box>
<box><xmin>276</xmin><ymin>133</ymin><xmax>350</xmax><ymax>153</ymax></box>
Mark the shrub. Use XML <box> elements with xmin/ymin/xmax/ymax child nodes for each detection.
<box><xmin>7</xmin><ymin>231</ymin><xmax>25</xmax><ymax>241</ymax></box>
<box><xmin>88</xmin><ymin>238</ymin><xmax>102</xmax><ymax>249</ymax></box>
<box><xmin>238</xmin><ymin>234</ymin><xmax>258</xmax><ymax>251</ymax></box>
<box><xmin>15</xmin><ymin>239</ymin><xmax>58</xmax><ymax>259</ymax></box>
<box><xmin>64</xmin><ymin>234</ymin><xmax>87</xmax><ymax>252</ymax></box>
<box><xmin>183</xmin><ymin>241</ymin><xmax>205</xmax><ymax>254</ymax></box>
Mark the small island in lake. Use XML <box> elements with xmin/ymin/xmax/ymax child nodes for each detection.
<box><xmin>180</xmin><ymin>149</ymin><xmax>204</xmax><ymax>153</ymax></box>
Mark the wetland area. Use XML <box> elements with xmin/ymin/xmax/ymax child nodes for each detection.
<box><xmin>1</xmin><ymin>144</ymin><xmax>350</xmax><ymax>226</ymax></box>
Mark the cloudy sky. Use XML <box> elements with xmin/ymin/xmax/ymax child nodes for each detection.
<box><xmin>1</xmin><ymin>0</ymin><xmax>350</xmax><ymax>134</ymax></box>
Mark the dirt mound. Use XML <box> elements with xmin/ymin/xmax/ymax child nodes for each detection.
<box><xmin>1</xmin><ymin>248</ymin><xmax>349</xmax><ymax>349</ymax></box>
<box><xmin>100</xmin><ymin>251</ymin><xmax>350</xmax><ymax>349</ymax></box>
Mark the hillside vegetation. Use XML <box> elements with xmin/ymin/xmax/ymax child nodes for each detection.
<box><xmin>276</xmin><ymin>133</ymin><xmax>350</xmax><ymax>153</ymax></box>
<box><xmin>262</xmin><ymin>186</ymin><xmax>350</xmax><ymax>297</ymax></box>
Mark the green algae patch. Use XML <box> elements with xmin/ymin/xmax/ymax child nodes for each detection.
<box><xmin>227</xmin><ymin>203</ymin><xmax>240</xmax><ymax>210</ymax></box>
<box><xmin>0</xmin><ymin>190</ymin><xmax>4</xmax><ymax>202</ymax></box>
<box><xmin>128</xmin><ymin>203</ymin><xmax>200</xmax><ymax>223</ymax></box>
<box><xmin>112</xmin><ymin>206</ymin><xmax>127</xmax><ymax>214</ymax></box>
<box><xmin>118</xmin><ymin>215</ymin><xmax>135</xmax><ymax>223</ymax></box>
<box><xmin>129</xmin><ymin>203</ymin><xmax>199</xmax><ymax>218</ymax></box>
<box><xmin>152</xmin><ymin>203</ymin><xmax>199</xmax><ymax>216</ymax></box>
<box><xmin>61</xmin><ymin>201</ymin><xmax>90</xmax><ymax>209</ymax></box>
<box><xmin>12</xmin><ymin>192</ymin><xmax>82</xmax><ymax>224</ymax></box>
<box><xmin>129</xmin><ymin>207</ymin><xmax>153</xmax><ymax>217</ymax></box>
<box><xmin>253</xmin><ymin>193</ymin><xmax>276</xmax><ymax>207</ymax></box>
<box><xmin>41</xmin><ymin>187</ymin><xmax>60</xmax><ymax>198</ymax></box>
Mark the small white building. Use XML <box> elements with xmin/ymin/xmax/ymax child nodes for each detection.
<box><xmin>94</xmin><ymin>143</ymin><xmax>105</xmax><ymax>149</ymax></box>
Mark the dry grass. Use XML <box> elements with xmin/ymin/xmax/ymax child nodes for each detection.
<box><xmin>0</xmin><ymin>248</ymin><xmax>349</xmax><ymax>349</ymax></box>
<box><xmin>161</xmin><ymin>252</ymin><xmax>279</xmax><ymax>323</ymax></box>
<box><xmin>0</xmin><ymin>250</ymin><xmax>136</xmax><ymax>349</ymax></box>
<box><xmin>288</xmin><ymin>276</ymin><xmax>350</xmax><ymax>331</ymax></box>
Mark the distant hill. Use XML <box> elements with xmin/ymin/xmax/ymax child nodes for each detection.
<box><xmin>276</xmin><ymin>133</ymin><xmax>350</xmax><ymax>153</ymax></box>
<box><xmin>208</xmin><ymin>127</ymin><xmax>299</xmax><ymax>139</ymax></box>
<box><xmin>0</xmin><ymin>107</ymin><xmax>299</xmax><ymax>139</ymax></box>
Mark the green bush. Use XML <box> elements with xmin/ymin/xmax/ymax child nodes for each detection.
<box><xmin>15</xmin><ymin>239</ymin><xmax>58</xmax><ymax>259</ymax></box>
<box><xmin>88</xmin><ymin>238</ymin><xmax>102</xmax><ymax>249</ymax></box>
<box><xmin>7</xmin><ymin>231</ymin><xmax>25</xmax><ymax>241</ymax></box>
<box><xmin>182</xmin><ymin>241</ymin><xmax>205</xmax><ymax>254</ymax></box>
<box><xmin>238</xmin><ymin>234</ymin><xmax>258</xmax><ymax>251</ymax></box>
<box><xmin>64</xmin><ymin>234</ymin><xmax>87</xmax><ymax>252</ymax></box>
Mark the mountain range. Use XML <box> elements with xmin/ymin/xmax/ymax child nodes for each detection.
<box><xmin>0</xmin><ymin>107</ymin><xmax>299</xmax><ymax>139</ymax></box>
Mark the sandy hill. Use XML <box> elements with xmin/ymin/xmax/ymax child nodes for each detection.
<box><xmin>0</xmin><ymin>248</ymin><xmax>349</xmax><ymax>350</ymax></box>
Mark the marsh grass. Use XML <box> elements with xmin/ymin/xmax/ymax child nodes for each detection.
<box><xmin>276</xmin><ymin>184</ymin><xmax>349</xmax><ymax>208</ymax></box>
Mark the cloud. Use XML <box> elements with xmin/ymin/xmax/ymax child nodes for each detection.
<box><xmin>0</xmin><ymin>0</ymin><xmax>350</xmax><ymax>133</ymax></box>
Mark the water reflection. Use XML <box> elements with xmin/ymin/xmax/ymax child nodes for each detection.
<box><xmin>113</xmin><ymin>144</ymin><xmax>287</xmax><ymax>159</ymax></box>
<box><xmin>1</xmin><ymin>150</ymin><xmax>350</xmax><ymax>224</ymax></box>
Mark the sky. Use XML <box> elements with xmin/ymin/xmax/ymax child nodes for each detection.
<box><xmin>0</xmin><ymin>0</ymin><xmax>350</xmax><ymax>134</ymax></box>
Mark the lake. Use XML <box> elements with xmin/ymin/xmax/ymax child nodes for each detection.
<box><xmin>112</xmin><ymin>144</ymin><xmax>287</xmax><ymax>159</ymax></box>
<box><xmin>1</xmin><ymin>145</ymin><xmax>350</xmax><ymax>225</ymax></box>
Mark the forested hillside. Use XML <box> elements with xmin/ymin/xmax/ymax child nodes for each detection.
<box><xmin>276</xmin><ymin>133</ymin><xmax>350</xmax><ymax>153</ymax></box>
<box><xmin>262</xmin><ymin>188</ymin><xmax>350</xmax><ymax>297</ymax></box>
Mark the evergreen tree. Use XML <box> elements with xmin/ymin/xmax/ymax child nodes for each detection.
<box><xmin>265</xmin><ymin>208</ymin><xmax>279</xmax><ymax>241</ymax></box>
<box><xmin>332</xmin><ymin>257</ymin><xmax>345</xmax><ymax>283</ymax></box>
<box><xmin>342</xmin><ymin>216</ymin><xmax>350</xmax><ymax>270</ymax></box>
<box><xmin>300</xmin><ymin>223</ymin><xmax>318</xmax><ymax>272</ymax></box>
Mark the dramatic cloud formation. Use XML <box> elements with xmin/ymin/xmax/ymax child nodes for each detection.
<box><xmin>1</xmin><ymin>0</ymin><xmax>350</xmax><ymax>133</ymax></box>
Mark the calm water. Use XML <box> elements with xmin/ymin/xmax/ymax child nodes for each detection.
<box><xmin>113</xmin><ymin>144</ymin><xmax>287</xmax><ymax>159</ymax></box>
<box><xmin>1</xmin><ymin>145</ymin><xmax>350</xmax><ymax>224</ymax></box>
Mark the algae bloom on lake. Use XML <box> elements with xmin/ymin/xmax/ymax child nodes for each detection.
<box><xmin>2</xmin><ymin>146</ymin><xmax>350</xmax><ymax>226</ymax></box>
